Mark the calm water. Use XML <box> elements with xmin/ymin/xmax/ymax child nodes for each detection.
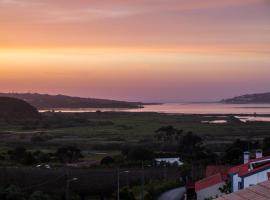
<box><xmin>40</xmin><ymin>103</ymin><xmax>270</xmax><ymax>115</ymax></box>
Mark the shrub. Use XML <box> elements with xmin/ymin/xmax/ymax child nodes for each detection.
<box><xmin>29</xmin><ymin>191</ymin><xmax>50</xmax><ymax>200</ymax></box>
<box><xmin>55</xmin><ymin>146</ymin><xmax>83</xmax><ymax>163</ymax></box>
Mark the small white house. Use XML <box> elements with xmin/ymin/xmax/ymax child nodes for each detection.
<box><xmin>155</xmin><ymin>157</ymin><xmax>183</xmax><ymax>166</ymax></box>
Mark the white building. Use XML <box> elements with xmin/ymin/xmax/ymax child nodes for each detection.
<box><xmin>229</xmin><ymin>152</ymin><xmax>270</xmax><ymax>192</ymax></box>
<box><xmin>195</xmin><ymin>173</ymin><xmax>226</xmax><ymax>200</ymax></box>
<box><xmin>155</xmin><ymin>157</ymin><xmax>183</xmax><ymax>166</ymax></box>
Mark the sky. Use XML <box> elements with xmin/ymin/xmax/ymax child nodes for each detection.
<box><xmin>0</xmin><ymin>0</ymin><xmax>270</xmax><ymax>102</ymax></box>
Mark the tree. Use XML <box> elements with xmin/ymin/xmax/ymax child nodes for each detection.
<box><xmin>55</xmin><ymin>146</ymin><xmax>82</xmax><ymax>163</ymax></box>
<box><xmin>177</xmin><ymin>132</ymin><xmax>204</xmax><ymax>159</ymax></box>
<box><xmin>155</xmin><ymin>126</ymin><xmax>183</xmax><ymax>142</ymax></box>
<box><xmin>263</xmin><ymin>137</ymin><xmax>270</xmax><ymax>156</ymax></box>
<box><xmin>21</xmin><ymin>152</ymin><xmax>37</xmax><ymax>165</ymax></box>
<box><xmin>8</xmin><ymin>147</ymin><xmax>27</xmax><ymax>162</ymax></box>
<box><xmin>128</xmin><ymin>147</ymin><xmax>154</xmax><ymax>161</ymax></box>
<box><xmin>101</xmin><ymin>156</ymin><xmax>115</xmax><ymax>165</ymax></box>
<box><xmin>222</xmin><ymin>139</ymin><xmax>247</xmax><ymax>165</ymax></box>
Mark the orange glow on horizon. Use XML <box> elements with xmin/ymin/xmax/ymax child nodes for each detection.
<box><xmin>0</xmin><ymin>0</ymin><xmax>269</xmax><ymax>101</ymax></box>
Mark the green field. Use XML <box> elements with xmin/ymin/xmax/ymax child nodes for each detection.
<box><xmin>1</xmin><ymin>112</ymin><xmax>270</xmax><ymax>150</ymax></box>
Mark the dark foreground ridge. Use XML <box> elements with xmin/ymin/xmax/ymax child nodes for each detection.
<box><xmin>0</xmin><ymin>97</ymin><xmax>40</xmax><ymax>119</ymax></box>
<box><xmin>0</xmin><ymin>92</ymin><xmax>143</xmax><ymax>109</ymax></box>
<box><xmin>221</xmin><ymin>92</ymin><xmax>270</xmax><ymax>104</ymax></box>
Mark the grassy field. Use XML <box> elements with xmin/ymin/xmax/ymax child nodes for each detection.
<box><xmin>1</xmin><ymin>112</ymin><xmax>270</xmax><ymax>150</ymax></box>
<box><xmin>43</xmin><ymin>112</ymin><xmax>270</xmax><ymax>139</ymax></box>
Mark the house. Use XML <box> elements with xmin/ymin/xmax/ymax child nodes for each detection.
<box><xmin>66</xmin><ymin>160</ymin><xmax>100</xmax><ymax>168</ymax></box>
<box><xmin>155</xmin><ymin>157</ymin><xmax>183</xmax><ymax>166</ymax></box>
<box><xmin>215</xmin><ymin>180</ymin><xmax>270</xmax><ymax>200</ymax></box>
<box><xmin>228</xmin><ymin>152</ymin><xmax>270</xmax><ymax>192</ymax></box>
<box><xmin>195</xmin><ymin>166</ymin><xmax>230</xmax><ymax>200</ymax></box>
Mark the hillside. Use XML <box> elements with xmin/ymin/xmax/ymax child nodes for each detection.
<box><xmin>0</xmin><ymin>93</ymin><xmax>143</xmax><ymax>109</ymax></box>
<box><xmin>221</xmin><ymin>92</ymin><xmax>270</xmax><ymax>104</ymax></box>
<box><xmin>0</xmin><ymin>97</ymin><xmax>40</xmax><ymax>119</ymax></box>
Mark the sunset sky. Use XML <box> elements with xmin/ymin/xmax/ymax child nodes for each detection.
<box><xmin>0</xmin><ymin>0</ymin><xmax>270</xmax><ymax>102</ymax></box>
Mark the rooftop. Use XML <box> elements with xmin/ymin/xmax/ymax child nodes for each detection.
<box><xmin>206</xmin><ymin>165</ymin><xmax>230</xmax><ymax>179</ymax></box>
<box><xmin>195</xmin><ymin>165</ymin><xmax>230</xmax><ymax>192</ymax></box>
<box><xmin>228</xmin><ymin>156</ymin><xmax>270</xmax><ymax>177</ymax></box>
<box><xmin>216</xmin><ymin>180</ymin><xmax>270</xmax><ymax>200</ymax></box>
<box><xmin>195</xmin><ymin>173</ymin><xmax>225</xmax><ymax>192</ymax></box>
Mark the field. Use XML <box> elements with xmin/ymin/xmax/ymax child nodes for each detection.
<box><xmin>0</xmin><ymin>112</ymin><xmax>270</xmax><ymax>160</ymax></box>
<box><xmin>1</xmin><ymin>112</ymin><xmax>270</xmax><ymax>146</ymax></box>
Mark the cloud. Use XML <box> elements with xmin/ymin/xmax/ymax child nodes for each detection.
<box><xmin>0</xmin><ymin>0</ymin><xmax>261</xmax><ymax>24</ymax></box>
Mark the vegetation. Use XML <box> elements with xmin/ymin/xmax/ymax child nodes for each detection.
<box><xmin>0</xmin><ymin>97</ymin><xmax>39</xmax><ymax>120</ymax></box>
<box><xmin>221</xmin><ymin>92</ymin><xmax>270</xmax><ymax>104</ymax></box>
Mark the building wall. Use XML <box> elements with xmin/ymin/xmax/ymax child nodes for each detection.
<box><xmin>196</xmin><ymin>182</ymin><xmax>225</xmax><ymax>200</ymax></box>
<box><xmin>244</xmin><ymin>168</ymin><xmax>270</xmax><ymax>188</ymax></box>
<box><xmin>232</xmin><ymin>174</ymin><xmax>241</xmax><ymax>192</ymax></box>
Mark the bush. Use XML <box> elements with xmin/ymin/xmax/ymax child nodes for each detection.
<box><xmin>21</xmin><ymin>152</ymin><xmax>37</xmax><ymax>165</ymax></box>
<box><xmin>55</xmin><ymin>146</ymin><xmax>83</xmax><ymax>163</ymax></box>
<box><xmin>119</xmin><ymin>187</ymin><xmax>135</xmax><ymax>200</ymax></box>
<box><xmin>29</xmin><ymin>191</ymin><xmax>50</xmax><ymax>200</ymax></box>
<box><xmin>0</xmin><ymin>185</ymin><xmax>26</xmax><ymax>200</ymax></box>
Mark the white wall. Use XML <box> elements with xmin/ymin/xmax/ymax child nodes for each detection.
<box><xmin>196</xmin><ymin>182</ymin><xmax>225</xmax><ymax>200</ymax></box>
<box><xmin>244</xmin><ymin>168</ymin><xmax>270</xmax><ymax>188</ymax></box>
<box><xmin>232</xmin><ymin>174</ymin><xmax>241</xmax><ymax>192</ymax></box>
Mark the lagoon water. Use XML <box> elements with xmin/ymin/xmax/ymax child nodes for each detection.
<box><xmin>40</xmin><ymin>103</ymin><xmax>270</xmax><ymax>115</ymax></box>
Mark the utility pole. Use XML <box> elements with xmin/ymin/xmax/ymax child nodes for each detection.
<box><xmin>117</xmin><ymin>168</ymin><xmax>129</xmax><ymax>200</ymax></box>
<box><xmin>117</xmin><ymin>168</ymin><xmax>120</xmax><ymax>200</ymax></box>
<box><xmin>141</xmin><ymin>161</ymin><xmax>145</xmax><ymax>200</ymax></box>
<box><xmin>66</xmin><ymin>178</ymin><xmax>70</xmax><ymax>200</ymax></box>
<box><xmin>65</xmin><ymin>177</ymin><xmax>78</xmax><ymax>200</ymax></box>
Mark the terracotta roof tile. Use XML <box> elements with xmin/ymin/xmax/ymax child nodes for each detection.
<box><xmin>228</xmin><ymin>156</ymin><xmax>270</xmax><ymax>177</ymax></box>
<box><xmin>195</xmin><ymin>173</ymin><xmax>224</xmax><ymax>192</ymax></box>
<box><xmin>206</xmin><ymin>165</ymin><xmax>230</xmax><ymax>178</ymax></box>
<box><xmin>215</xmin><ymin>181</ymin><xmax>270</xmax><ymax>200</ymax></box>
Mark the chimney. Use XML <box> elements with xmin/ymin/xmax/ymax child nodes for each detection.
<box><xmin>256</xmin><ymin>149</ymin><xmax>263</xmax><ymax>159</ymax></box>
<box><xmin>244</xmin><ymin>151</ymin><xmax>250</xmax><ymax>164</ymax></box>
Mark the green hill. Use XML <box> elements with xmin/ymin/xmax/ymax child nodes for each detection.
<box><xmin>0</xmin><ymin>93</ymin><xmax>143</xmax><ymax>109</ymax></box>
<box><xmin>0</xmin><ymin>97</ymin><xmax>40</xmax><ymax>119</ymax></box>
<box><xmin>221</xmin><ymin>92</ymin><xmax>270</xmax><ymax>104</ymax></box>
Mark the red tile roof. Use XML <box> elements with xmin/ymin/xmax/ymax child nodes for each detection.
<box><xmin>206</xmin><ymin>165</ymin><xmax>230</xmax><ymax>180</ymax></box>
<box><xmin>216</xmin><ymin>180</ymin><xmax>270</xmax><ymax>200</ymax></box>
<box><xmin>228</xmin><ymin>156</ymin><xmax>270</xmax><ymax>177</ymax></box>
<box><xmin>195</xmin><ymin>165</ymin><xmax>230</xmax><ymax>192</ymax></box>
<box><xmin>195</xmin><ymin>173</ymin><xmax>225</xmax><ymax>192</ymax></box>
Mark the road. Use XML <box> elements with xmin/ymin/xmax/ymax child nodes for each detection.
<box><xmin>158</xmin><ymin>187</ymin><xmax>186</xmax><ymax>200</ymax></box>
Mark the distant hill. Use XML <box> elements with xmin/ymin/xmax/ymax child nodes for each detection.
<box><xmin>0</xmin><ymin>97</ymin><xmax>40</xmax><ymax>119</ymax></box>
<box><xmin>0</xmin><ymin>93</ymin><xmax>143</xmax><ymax>109</ymax></box>
<box><xmin>221</xmin><ymin>92</ymin><xmax>270</xmax><ymax>104</ymax></box>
